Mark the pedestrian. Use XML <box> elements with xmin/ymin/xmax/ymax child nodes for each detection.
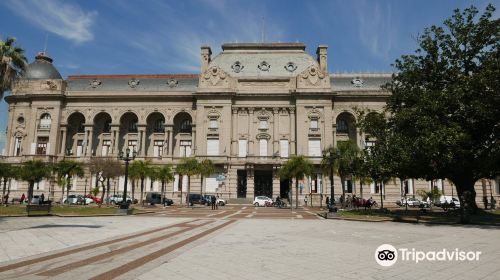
<box><xmin>483</xmin><ymin>196</ymin><xmax>488</xmax><ymax>210</ymax></box>
<box><xmin>304</xmin><ymin>195</ymin><xmax>308</xmax><ymax>206</ymax></box>
<box><xmin>3</xmin><ymin>193</ymin><xmax>9</xmax><ymax>205</ymax></box>
<box><xmin>20</xmin><ymin>193</ymin><xmax>26</xmax><ymax>204</ymax></box>
<box><xmin>326</xmin><ymin>196</ymin><xmax>330</xmax><ymax>206</ymax></box>
<box><xmin>211</xmin><ymin>195</ymin><xmax>216</xmax><ymax>210</ymax></box>
<box><xmin>40</xmin><ymin>193</ymin><xmax>45</xmax><ymax>204</ymax></box>
<box><xmin>215</xmin><ymin>195</ymin><xmax>219</xmax><ymax>210</ymax></box>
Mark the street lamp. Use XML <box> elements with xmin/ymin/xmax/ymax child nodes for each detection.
<box><xmin>323</xmin><ymin>149</ymin><xmax>340</xmax><ymax>209</ymax></box>
<box><xmin>118</xmin><ymin>148</ymin><xmax>136</xmax><ymax>209</ymax></box>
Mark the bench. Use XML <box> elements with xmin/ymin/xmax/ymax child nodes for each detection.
<box><xmin>26</xmin><ymin>202</ymin><xmax>52</xmax><ymax>216</ymax></box>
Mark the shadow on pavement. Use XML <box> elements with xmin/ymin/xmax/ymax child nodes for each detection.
<box><xmin>30</xmin><ymin>224</ymin><xmax>103</xmax><ymax>229</ymax></box>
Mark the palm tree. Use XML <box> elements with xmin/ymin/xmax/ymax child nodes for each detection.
<box><xmin>1</xmin><ymin>37</ymin><xmax>27</xmax><ymax>101</ymax></box>
<box><xmin>335</xmin><ymin>140</ymin><xmax>360</xmax><ymax>208</ymax></box>
<box><xmin>278</xmin><ymin>155</ymin><xmax>313</xmax><ymax>209</ymax></box>
<box><xmin>19</xmin><ymin>160</ymin><xmax>52</xmax><ymax>204</ymax></box>
<box><xmin>199</xmin><ymin>159</ymin><xmax>215</xmax><ymax>196</ymax></box>
<box><xmin>100</xmin><ymin>159</ymin><xmax>123</xmax><ymax>206</ymax></box>
<box><xmin>148</xmin><ymin>166</ymin><xmax>159</xmax><ymax>197</ymax></box>
<box><xmin>0</xmin><ymin>163</ymin><xmax>20</xmax><ymax>205</ymax></box>
<box><xmin>176</xmin><ymin>157</ymin><xmax>200</xmax><ymax>206</ymax></box>
<box><xmin>156</xmin><ymin>165</ymin><xmax>174</xmax><ymax>204</ymax></box>
<box><xmin>128</xmin><ymin>160</ymin><xmax>153</xmax><ymax>205</ymax></box>
<box><xmin>53</xmin><ymin>160</ymin><xmax>84</xmax><ymax>204</ymax></box>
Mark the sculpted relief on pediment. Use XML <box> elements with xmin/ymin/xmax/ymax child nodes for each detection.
<box><xmin>297</xmin><ymin>65</ymin><xmax>330</xmax><ymax>89</ymax></box>
<box><xmin>199</xmin><ymin>66</ymin><xmax>232</xmax><ymax>89</ymax></box>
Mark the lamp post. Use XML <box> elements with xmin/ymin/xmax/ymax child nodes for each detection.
<box><xmin>84</xmin><ymin>178</ymin><xmax>88</xmax><ymax>205</ymax></box>
<box><xmin>323</xmin><ymin>150</ymin><xmax>339</xmax><ymax>208</ymax></box>
<box><xmin>118</xmin><ymin>148</ymin><xmax>136</xmax><ymax>209</ymax></box>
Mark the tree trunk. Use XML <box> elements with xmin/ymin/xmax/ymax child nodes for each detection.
<box><xmin>453</xmin><ymin>178</ymin><xmax>479</xmax><ymax>212</ymax></box>
<box><xmin>28</xmin><ymin>182</ymin><xmax>34</xmax><ymax>205</ymax></box>
<box><xmin>186</xmin><ymin>176</ymin><xmax>191</xmax><ymax>207</ymax></box>
<box><xmin>99</xmin><ymin>181</ymin><xmax>106</xmax><ymax>208</ymax></box>
<box><xmin>106</xmin><ymin>178</ymin><xmax>111</xmax><ymax>206</ymax></box>
<box><xmin>360</xmin><ymin>181</ymin><xmax>363</xmax><ymax>199</ymax></box>
<box><xmin>295</xmin><ymin>177</ymin><xmax>299</xmax><ymax>209</ymax></box>
<box><xmin>61</xmin><ymin>184</ymin><xmax>65</xmax><ymax>204</ymax></box>
<box><xmin>66</xmin><ymin>176</ymin><xmax>71</xmax><ymax>204</ymax></box>
<box><xmin>200</xmin><ymin>175</ymin><xmax>204</xmax><ymax>196</ymax></box>
<box><xmin>131</xmin><ymin>180</ymin><xmax>135</xmax><ymax>201</ymax></box>
<box><xmin>341</xmin><ymin>178</ymin><xmax>346</xmax><ymax>208</ymax></box>
<box><xmin>161</xmin><ymin>181</ymin><xmax>165</xmax><ymax>204</ymax></box>
<box><xmin>140</xmin><ymin>178</ymin><xmax>145</xmax><ymax>206</ymax></box>
<box><xmin>2</xmin><ymin>178</ymin><xmax>6</xmax><ymax>205</ymax></box>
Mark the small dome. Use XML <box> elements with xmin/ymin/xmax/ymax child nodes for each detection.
<box><xmin>23</xmin><ymin>52</ymin><xmax>62</xmax><ymax>79</ymax></box>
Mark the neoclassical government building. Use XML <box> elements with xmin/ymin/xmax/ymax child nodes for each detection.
<box><xmin>2</xmin><ymin>43</ymin><xmax>499</xmax><ymax>205</ymax></box>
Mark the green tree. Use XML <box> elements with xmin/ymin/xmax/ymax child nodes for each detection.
<box><xmin>360</xmin><ymin>5</ymin><xmax>499</xmax><ymax>211</ymax></box>
<box><xmin>19</xmin><ymin>160</ymin><xmax>52</xmax><ymax>204</ymax></box>
<box><xmin>156</xmin><ymin>165</ymin><xmax>174</xmax><ymax>204</ymax></box>
<box><xmin>1</xmin><ymin>37</ymin><xmax>27</xmax><ymax>101</ymax></box>
<box><xmin>129</xmin><ymin>160</ymin><xmax>153</xmax><ymax>205</ymax></box>
<box><xmin>417</xmin><ymin>188</ymin><xmax>442</xmax><ymax>211</ymax></box>
<box><xmin>53</xmin><ymin>160</ymin><xmax>84</xmax><ymax>204</ymax></box>
<box><xmin>335</xmin><ymin>141</ymin><xmax>361</xmax><ymax>208</ymax></box>
<box><xmin>0</xmin><ymin>163</ymin><xmax>20</xmax><ymax>204</ymax></box>
<box><xmin>199</xmin><ymin>159</ymin><xmax>215</xmax><ymax>196</ymax></box>
<box><xmin>176</xmin><ymin>157</ymin><xmax>200</xmax><ymax>206</ymax></box>
<box><xmin>278</xmin><ymin>155</ymin><xmax>313</xmax><ymax>209</ymax></box>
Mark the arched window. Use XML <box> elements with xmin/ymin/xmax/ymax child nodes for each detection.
<box><xmin>128</xmin><ymin>118</ymin><xmax>138</xmax><ymax>133</ymax></box>
<box><xmin>336</xmin><ymin>119</ymin><xmax>348</xmax><ymax>133</ymax></box>
<box><xmin>154</xmin><ymin>119</ymin><xmax>165</xmax><ymax>133</ymax></box>
<box><xmin>39</xmin><ymin>113</ymin><xmax>51</xmax><ymax>129</ymax></box>
<box><xmin>77</xmin><ymin>119</ymin><xmax>85</xmax><ymax>133</ymax></box>
<box><xmin>180</xmin><ymin>119</ymin><xmax>192</xmax><ymax>133</ymax></box>
<box><xmin>103</xmin><ymin>119</ymin><xmax>111</xmax><ymax>133</ymax></box>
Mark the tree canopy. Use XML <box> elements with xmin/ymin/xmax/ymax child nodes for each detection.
<box><xmin>358</xmin><ymin>5</ymin><xmax>500</xmax><ymax>210</ymax></box>
<box><xmin>1</xmin><ymin>37</ymin><xmax>27</xmax><ymax>100</ymax></box>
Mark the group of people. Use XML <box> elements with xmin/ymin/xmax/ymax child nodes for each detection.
<box><xmin>2</xmin><ymin>193</ymin><xmax>46</xmax><ymax>205</ymax></box>
<box><xmin>210</xmin><ymin>195</ymin><xmax>219</xmax><ymax>210</ymax></box>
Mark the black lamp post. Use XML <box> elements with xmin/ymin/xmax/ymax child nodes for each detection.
<box><xmin>323</xmin><ymin>150</ymin><xmax>339</xmax><ymax>208</ymax></box>
<box><xmin>118</xmin><ymin>148</ymin><xmax>136</xmax><ymax>209</ymax></box>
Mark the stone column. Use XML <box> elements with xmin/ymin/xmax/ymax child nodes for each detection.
<box><xmin>272</xmin><ymin>166</ymin><xmax>281</xmax><ymax>198</ymax></box>
<box><xmin>113</xmin><ymin>126</ymin><xmax>120</xmax><ymax>155</ymax></box>
<box><xmin>60</xmin><ymin>127</ymin><xmax>67</xmax><ymax>155</ymax></box>
<box><xmin>191</xmin><ymin>125</ymin><xmax>196</xmax><ymax>155</ymax></box>
<box><xmin>332</xmin><ymin>123</ymin><xmax>337</xmax><ymax>147</ymax></box>
<box><xmin>248</xmin><ymin>108</ymin><xmax>254</xmax><ymax>155</ymax></box>
<box><xmin>231</xmin><ymin>108</ymin><xmax>238</xmax><ymax>156</ymax></box>
<box><xmin>86</xmin><ymin>127</ymin><xmax>94</xmax><ymax>157</ymax></box>
<box><xmin>246</xmin><ymin>165</ymin><xmax>254</xmax><ymax>199</ymax></box>
<box><xmin>273</xmin><ymin>108</ymin><xmax>279</xmax><ymax>155</ymax></box>
<box><xmin>289</xmin><ymin>108</ymin><xmax>296</xmax><ymax>155</ymax></box>
<box><xmin>139</xmin><ymin>126</ymin><xmax>146</xmax><ymax>156</ymax></box>
<box><xmin>167</xmin><ymin>125</ymin><xmax>174</xmax><ymax>156</ymax></box>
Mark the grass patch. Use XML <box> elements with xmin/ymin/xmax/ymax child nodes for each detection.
<box><xmin>0</xmin><ymin>205</ymin><xmax>143</xmax><ymax>216</ymax></box>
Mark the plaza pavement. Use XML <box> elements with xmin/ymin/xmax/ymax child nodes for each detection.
<box><xmin>0</xmin><ymin>206</ymin><xmax>499</xmax><ymax>280</ymax></box>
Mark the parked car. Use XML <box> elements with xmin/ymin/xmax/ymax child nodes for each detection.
<box><xmin>396</xmin><ymin>197</ymin><xmax>422</xmax><ymax>207</ymax></box>
<box><xmin>253</xmin><ymin>196</ymin><xmax>273</xmax><ymax>207</ymax></box>
<box><xmin>203</xmin><ymin>195</ymin><xmax>226</xmax><ymax>206</ymax></box>
<box><xmin>86</xmin><ymin>194</ymin><xmax>102</xmax><ymax>204</ymax></box>
<box><xmin>145</xmin><ymin>192</ymin><xmax>162</xmax><ymax>205</ymax></box>
<box><xmin>188</xmin><ymin>194</ymin><xmax>206</xmax><ymax>206</ymax></box>
<box><xmin>31</xmin><ymin>195</ymin><xmax>41</xmax><ymax>205</ymax></box>
<box><xmin>163</xmin><ymin>197</ymin><xmax>174</xmax><ymax>206</ymax></box>
<box><xmin>436</xmin><ymin>196</ymin><xmax>461</xmax><ymax>208</ymax></box>
<box><xmin>63</xmin><ymin>195</ymin><xmax>93</xmax><ymax>205</ymax></box>
<box><xmin>107</xmin><ymin>194</ymin><xmax>132</xmax><ymax>204</ymax></box>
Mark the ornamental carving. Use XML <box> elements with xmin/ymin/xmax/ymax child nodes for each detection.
<box><xmin>90</xmin><ymin>79</ymin><xmax>101</xmax><ymax>88</ymax></box>
<box><xmin>167</xmin><ymin>79</ymin><xmax>178</xmax><ymax>88</ymax></box>
<box><xmin>351</xmin><ymin>77</ymin><xmax>364</xmax><ymax>87</ymax></box>
<box><xmin>284</xmin><ymin>62</ymin><xmax>297</xmax><ymax>72</ymax></box>
<box><xmin>297</xmin><ymin>65</ymin><xmax>329</xmax><ymax>88</ymax></box>
<box><xmin>128</xmin><ymin>79</ymin><xmax>140</xmax><ymax>88</ymax></box>
<box><xmin>200</xmin><ymin>66</ymin><xmax>229</xmax><ymax>87</ymax></box>
<box><xmin>258</xmin><ymin>61</ymin><xmax>270</xmax><ymax>71</ymax></box>
<box><xmin>41</xmin><ymin>80</ymin><xmax>58</xmax><ymax>90</ymax></box>
<box><xmin>231</xmin><ymin>61</ymin><xmax>244</xmax><ymax>73</ymax></box>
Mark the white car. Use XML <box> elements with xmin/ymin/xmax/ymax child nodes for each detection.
<box><xmin>63</xmin><ymin>195</ymin><xmax>93</xmax><ymax>205</ymax></box>
<box><xmin>253</xmin><ymin>196</ymin><xmax>272</xmax><ymax>207</ymax></box>
<box><xmin>108</xmin><ymin>194</ymin><xmax>132</xmax><ymax>204</ymax></box>
<box><xmin>437</xmin><ymin>196</ymin><xmax>461</xmax><ymax>208</ymax></box>
<box><xmin>399</xmin><ymin>197</ymin><xmax>422</xmax><ymax>207</ymax></box>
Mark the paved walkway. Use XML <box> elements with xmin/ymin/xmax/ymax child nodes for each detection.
<box><xmin>0</xmin><ymin>209</ymin><xmax>499</xmax><ymax>280</ymax></box>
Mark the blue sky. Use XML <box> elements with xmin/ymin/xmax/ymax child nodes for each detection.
<box><xmin>0</xmin><ymin>0</ymin><xmax>498</xmax><ymax>152</ymax></box>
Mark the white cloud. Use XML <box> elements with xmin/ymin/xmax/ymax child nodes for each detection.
<box><xmin>5</xmin><ymin>0</ymin><xmax>97</xmax><ymax>43</ymax></box>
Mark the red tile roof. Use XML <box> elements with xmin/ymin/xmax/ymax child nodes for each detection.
<box><xmin>67</xmin><ymin>74</ymin><xmax>198</xmax><ymax>80</ymax></box>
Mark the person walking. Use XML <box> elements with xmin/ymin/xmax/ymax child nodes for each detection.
<box><xmin>326</xmin><ymin>196</ymin><xmax>330</xmax><ymax>206</ymax></box>
<box><xmin>304</xmin><ymin>195</ymin><xmax>308</xmax><ymax>207</ymax></box>
<box><xmin>20</xmin><ymin>193</ymin><xmax>26</xmax><ymax>204</ymax></box>
<box><xmin>40</xmin><ymin>193</ymin><xmax>45</xmax><ymax>204</ymax></box>
<box><xmin>211</xmin><ymin>196</ymin><xmax>216</xmax><ymax>210</ymax></box>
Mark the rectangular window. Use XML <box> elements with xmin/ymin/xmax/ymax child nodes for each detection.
<box><xmin>308</xmin><ymin>139</ymin><xmax>321</xmax><ymax>157</ymax></box>
<box><xmin>153</xmin><ymin>140</ymin><xmax>164</xmax><ymax>157</ymax></box>
<box><xmin>180</xmin><ymin>140</ymin><xmax>191</xmax><ymax>157</ymax></box>
<box><xmin>238</xmin><ymin>139</ymin><xmax>247</xmax><ymax>157</ymax></box>
<box><xmin>345</xmin><ymin>180</ymin><xmax>353</xmax><ymax>193</ymax></box>
<box><xmin>14</xmin><ymin>137</ymin><xmax>22</xmax><ymax>156</ymax></box>
<box><xmin>205</xmin><ymin>175</ymin><xmax>218</xmax><ymax>193</ymax></box>
<box><xmin>209</xmin><ymin>119</ymin><xmax>218</xmax><ymax>129</ymax></box>
<box><xmin>310</xmin><ymin>119</ymin><xmax>318</xmax><ymax>129</ymax></box>
<box><xmin>207</xmin><ymin>139</ymin><xmax>219</xmax><ymax>156</ymax></box>
<box><xmin>259</xmin><ymin>139</ymin><xmax>267</xmax><ymax>157</ymax></box>
<box><xmin>76</xmin><ymin>140</ymin><xmax>83</xmax><ymax>157</ymax></box>
<box><xmin>36</xmin><ymin>137</ymin><xmax>48</xmax><ymax>155</ymax></box>
<box><xmin>280</xmin><ymin>140</ymin><xmax>289</xmax><ymax>158</ymax></box>
<box><xmin>102</xmin><ymin>140</ymin><xmax>111</xmax><ymax>156</ymax></box>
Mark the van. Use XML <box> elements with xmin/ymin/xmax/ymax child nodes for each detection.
<box><xmin>188</xmin><ymin>194</ymin><xmax>206</xmax><ymax>206</ymax></box>
<box><xmin>145</xmin><ymin>192</ymin><xmax>162</xmax><ymax>205</ymax></box>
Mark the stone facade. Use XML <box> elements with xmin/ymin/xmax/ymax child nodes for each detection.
<box><xmin>2</xmin><ymin>43</ymin><xmax>499</xmax><ymax>207</ymax></box>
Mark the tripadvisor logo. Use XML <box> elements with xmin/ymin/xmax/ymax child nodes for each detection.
<box><xmin>375</xmin><ymin>244</ymin><xmax>482</xmax><ymax>267</ymax></box>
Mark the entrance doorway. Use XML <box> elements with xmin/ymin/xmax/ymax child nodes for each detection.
<box><xmin>280</xmin><ymin>179</ymin><xmax>290</xmax><ymax>199</ymax></box>
<box><xmin>237</xmin><ymin>170</ymin><xmax>247</xmax><ymax>198</ymax></box>
<box><xmin>254</xmin><ymin>170</ymin><xmax>272</xmax><ymax>197</ymax></box>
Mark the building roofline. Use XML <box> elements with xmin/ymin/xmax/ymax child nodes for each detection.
<box><xmin>67</xmin><ymin>74</ymin><xmax>199</xmax><ymax>80</ymax></box>
<box><xmin>221</xmin><ymin>42</ymin><xmax>306</xmax><ymax>51</ymax></box>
